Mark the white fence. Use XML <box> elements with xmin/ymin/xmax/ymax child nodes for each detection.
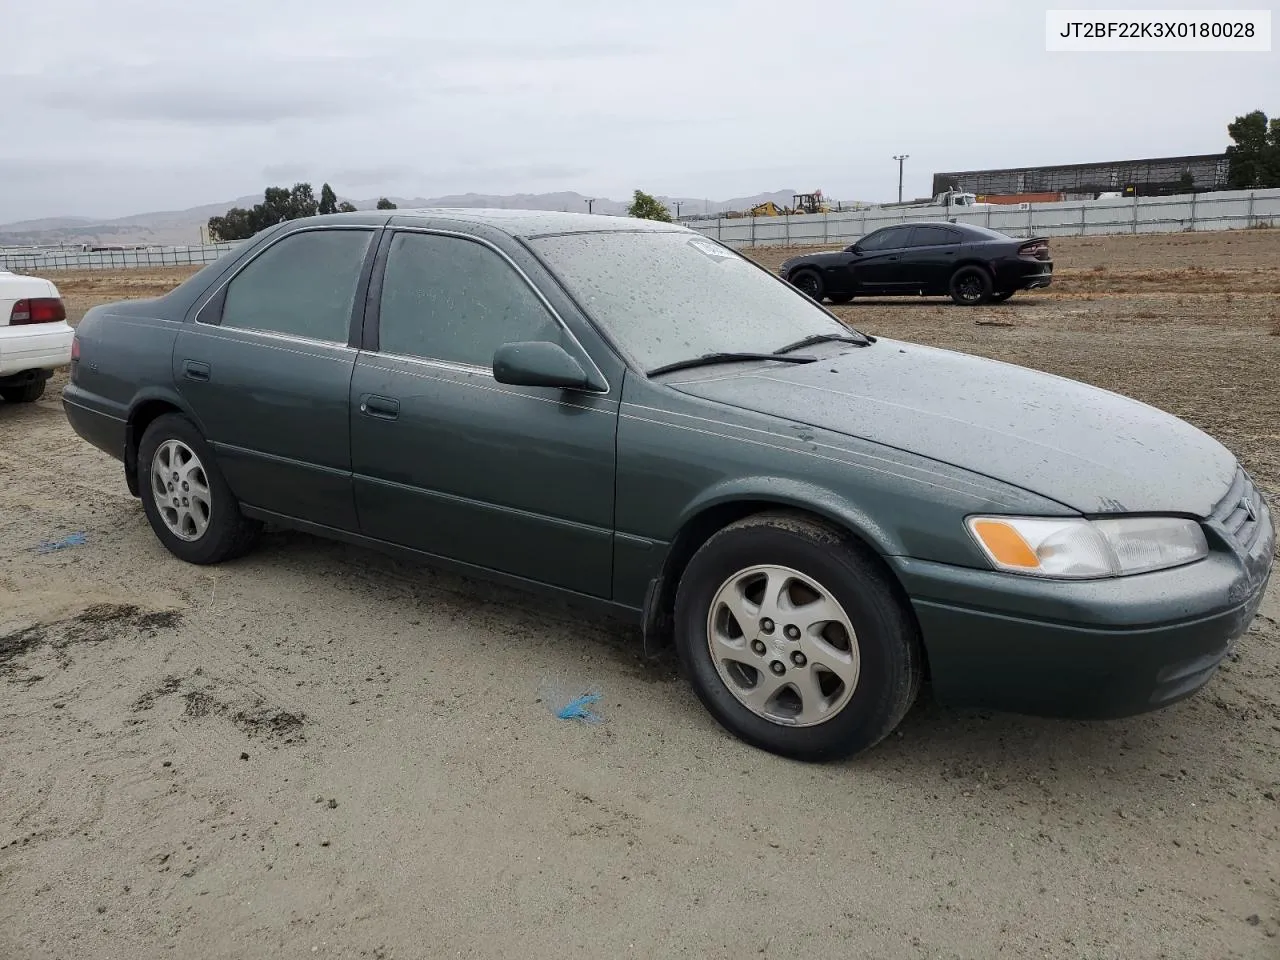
<box><xmin>685</xmin><ymin>188</ymin><xmax>1280</xmax><ymax>248</ymax></box>
<box><xmin>3</xmin><ymin>188</ymin><xmax>1278</xmax><ymax>272</ymax></box>
<box><xmin>0</xmin><ymin>242</ymin><xmax>241</xmax><ymax>273</ymax></box>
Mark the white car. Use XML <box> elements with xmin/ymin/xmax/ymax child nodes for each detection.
<box><xmin>0</xmin><ymin>269</ymin><xmax>73</xmax><ymax>403</ymax></box>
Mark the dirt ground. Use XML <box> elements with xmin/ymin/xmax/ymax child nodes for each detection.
<box><xmin>2</xmin><ymin>230</ymin><xmax>1278</xmax><ymax>960</ymax></box>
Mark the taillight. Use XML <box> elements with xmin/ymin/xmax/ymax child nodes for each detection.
<box><xmin>10</xmin><ymin>298</ymin><xmax>67</xmax><ymax>325</ymax></box>
<box><xmin>1018</xmin><ymin>240</ymin><xmax>1049</xmax><ymax>258</ymax></box>
<box><xmin>71</xmin><ymin>336</ymin><xmax>81</xmax><ymax>362</ymax></box>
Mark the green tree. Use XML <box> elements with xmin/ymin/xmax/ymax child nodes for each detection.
<box><xmin>1225</xmin><ymin>110</ymin><xmax>1280</xmax><ymax>188</ymax></box>
<box><xmin>319</xmin><ymin>183</ymin><xmax>338</xmax><ymax>215</ymax></box>
<box><xmin>627</xmin><ymin>189</ymin><xmax>672</xmax><ymax>222</ymax></box>
<box><xmin>336</xmin><ymin>201</ymin><xmax>358</xmax><ymax>213</ymax></box>
<box><xmin>207</xmin><ymin>182</ymin><xmax>322</xmax><ymax>241</ymax></box>
<box><xmin>1176</xmin><ymin>171</ymin><xmax>1195</xmax><ymax>193</ymax></box>
<box><xmin>376</xmin><ymin>197</ymin><xmax>397</xmax><ymax>210</ymax></box>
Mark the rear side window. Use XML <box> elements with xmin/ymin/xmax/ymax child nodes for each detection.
<box><xmin>220</xmin><ymin>229</ymin><xmax>373</xmax><ymax>343</ymax></box>
<box><xmin>377</xmin><ymin>232</ymin><xmax>561</xmax><ymax>367</ymax></box>
<box><xmin>909</xmin><ymin>226</ymin><xmax>960</xmax><ymax>246</ymax></box>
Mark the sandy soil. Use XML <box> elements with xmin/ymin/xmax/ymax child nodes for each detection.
<box><xmin>2</xmin><ymin>230</ymin><xmax>1278</xmax><ymax>959</ymax></box>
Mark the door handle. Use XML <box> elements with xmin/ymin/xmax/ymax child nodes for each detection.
<box><xmin>183</xmin><ymin>360</ymin><xmax>211</xmax><ymax>381</ymax></box>
<box><xmin>359</xmin><ymin>394</ymin><xmax>399</xmax><ymax>420</ymax></box>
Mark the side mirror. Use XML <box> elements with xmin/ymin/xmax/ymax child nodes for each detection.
<box><xmin>849</xmin><ymin>244</ymin><xmax>863</xmax><ymax>255</ymax></box>
<box><xmin>493</xmin><ymin>341</ymin><xmax>593</xmax><ymax>391</ymax></box>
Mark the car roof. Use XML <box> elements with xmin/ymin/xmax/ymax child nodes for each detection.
<box><xmin>304</xmin><ymin>207</ymin><xmax>692</xmax><ymax>240</ymax></box>
<box><xmin>867</xmin><ymin>220</ymin><xmax>1011</xmax><ymax>240</ymax></box>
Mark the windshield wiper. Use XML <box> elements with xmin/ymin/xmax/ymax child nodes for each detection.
<box><xmin>773</xmin><ymin>332</ymin><xmax>872</xmax><ymax>355</ymax></box>
<box><xmin>647</xmin><ymin>352</ymin><xmax>818</xmax><ymax>377</ymax></box>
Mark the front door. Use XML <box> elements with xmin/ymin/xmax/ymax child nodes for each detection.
<box><xmin>174</xmin><ymin>226</ymin><xmax>377</xmax><ymax>530</ymax></box>
<box><xmin>849</xmin><ymin>225</ymin><xmax>913</xmax><ymax>293</ymax></box>
<box><xmin>349</xmin><ymin>229</ymin><xmax>618</xmax><ymax>598</ymax></box>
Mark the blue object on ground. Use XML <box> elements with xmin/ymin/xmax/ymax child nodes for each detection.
<box><xmin>37</xmin><ymin>532</ymin><xmax>87</xmax><ymax>553</ymax></box>
<box><xmin>556</xmin><ymin>693</ymin><xmax>603</xmax><ymax>724</ymax></box>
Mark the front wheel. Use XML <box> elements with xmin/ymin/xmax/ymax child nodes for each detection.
<box><xmin>674</xmin><ymin>512</ymin><xmax>922</xmax><ymax>761</ymax></box>
<box><xmin>789</xmin><ymin>269</ymin><xmax>825</xmax><ymax>301</ymax></box>
<box><xmin>949</xmin><ymin>266</ymin><xmax>992</xmax><ymax>305</ymax></box>
<box><xmin>989</xmin><ymin>290</ymin><xmax>1016</xmax><ymax>303</ymax></box>
<box><xmin>138</xmin><ymin>413</ymin><xmax>261</xmax><ymax>564</ymax></box>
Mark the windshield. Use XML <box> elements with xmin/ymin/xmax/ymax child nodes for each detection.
<box><xmin>529</xmin><ymin>231</ymin><xmax>858</xmax><ymax>372</ymax></box>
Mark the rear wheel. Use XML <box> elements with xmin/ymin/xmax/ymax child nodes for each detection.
<box><xmin>789</xmin><ymin>269</ymin><xmax>824</xmax><ymax>301</ymax></box>
<box><xmin>990</xmin><ymin>290</ymin><xmax>1016</xmax><ymax>303</ymax></box>
<box><xmin>673</xmin><ymin>512</ymin><xmax>922</xmax><ymax>761</ymax></box>
<box><xmin>949</xmin><ymin>266</ymin><xmax>992</xmax><ymax>305</ymax></box>
<box><xmin>0</xmin><ymin>380</ymin><xmax>46</xmax><ymax>403</ymax></box>
<box><xmin>138</xmin><ymin>413</ymin><xmax>261</xmax><ymax>564</ymax></box>
<box><xmin>827</xmin><ymin>292</ymin><xmax>854</xmax><ymax>305</ymax></box>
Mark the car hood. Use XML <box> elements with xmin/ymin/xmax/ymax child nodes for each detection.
<box><xmin>669</xmin><ymin>339</ymin><xmax>1236</xmax><ymax>517</ymax></box>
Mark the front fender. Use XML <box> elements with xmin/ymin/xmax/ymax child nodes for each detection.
<box><xmin>674</xmin><ymin>474</ymin><xmax>902</xmax><ymax>557</ymax></box>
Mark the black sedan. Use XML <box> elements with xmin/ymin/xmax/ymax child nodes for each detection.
<box><xmin>780</xmin><ymin>222</ymin><xmax>1053</xmax><ymax>305</ymax></box>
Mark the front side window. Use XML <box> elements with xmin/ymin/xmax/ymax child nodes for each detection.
<box><xmin>378</xmin><ymin>232</ymin><xmax>561</xmax><ymax>367</ymax></box>
<box><xmin>859</xmin><ymin>226</ymin><xmax>911</xmax><ymax>251</ymax></box>
<box><xmin>220</xmin><ymin>229</ymin><xmax>372</xmax><ymax>342</ymax></box>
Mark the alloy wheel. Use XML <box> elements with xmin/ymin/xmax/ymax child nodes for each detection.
<box><xmin>706</xmin><ymin>564</ymin><xmax>860</xmax><ymax>726</ymax></box>
<box><xmin>150</xmin><ymin>439</ymin><xmax>212</xmax><ymax>541</ymax></box>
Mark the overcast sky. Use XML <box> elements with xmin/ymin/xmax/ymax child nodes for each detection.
<box><xmin>2</xmin><ymin>0</ymin><xmax>1275</xmax><ymax>222</ymax></box>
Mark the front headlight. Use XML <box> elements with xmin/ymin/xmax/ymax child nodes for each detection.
<box><xmin>966</xmin><ymin>515</ymin><xmax>1208</xmax><ymax>579</ymax></box>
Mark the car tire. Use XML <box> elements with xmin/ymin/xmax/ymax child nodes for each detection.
<box><xmin>990</xmin><ymin>290</ymin><xmax>1016</xmax><ymax>303</ymax></box>
<box><xmin>673</xmin><ymin>511</ymin><xmax>922</xmax><ymax>761</ymax></box>
<box><xmin>1</xmin><ymin>380</ymin><xmax>46</xmax><ymax>403</ymax></box>
<box><xmin>949</xmin><ymin>266</ymin><xmax>993</xmax><ymax>305</ymax></box>
<box><xmin>137</xmin><ymin>413</ymin><xmax>262</xmax><ymax>565</ymax></box>
<box><xmin>789</xmin><ymin>269</ymin><xmax>825</xmax><ymax>301</ymax></box>
<box><xmin>827</xmin><ymin>292</ymin><xmax>854</xmax><ymax>305</ymax></box>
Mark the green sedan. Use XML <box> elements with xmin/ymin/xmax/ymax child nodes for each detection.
<box><xmin>62</xmin><ymin>210</ymin><xmax>1275</xmax><ymax>761</ymax></box>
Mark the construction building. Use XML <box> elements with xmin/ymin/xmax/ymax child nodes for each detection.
<box><xmin>932</xmin><ymin>153</ymin><xmax>1230</xmax><ymax>199</ymax></box>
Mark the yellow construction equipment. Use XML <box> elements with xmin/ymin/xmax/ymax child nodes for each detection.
<box><xmin>749</xmin><ymin>201</ymin><xmax>786</xmax><ymax>217</ymax></box>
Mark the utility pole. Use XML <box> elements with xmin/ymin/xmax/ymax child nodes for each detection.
<box><xmin>893</xmin><ymin>154</ymin><xmax>909</xmax><ymax>203</ymax></box>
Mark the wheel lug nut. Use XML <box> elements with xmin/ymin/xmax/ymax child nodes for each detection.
<box><xmin>791</xmin><ymin>651</ymin><xmax>807</xmax><ymax>667</ymax></box>
<box><xmin>751</xmin><ymin>640</ymin><xmax>767</xmax><ymax>656</ymax></box>
<box><xmin>784</xmin><ymin>625</ymin><xmax>801</xmax><ymax>641</ymax></box>
<box><xmin>770</xmin><ymin>661</ymin><xmax>785</xmax><ymax>676</ymax></box>
<box><xmin>760</xmin><ymin>618</ymin><xmax>774</xmax><ymax>634</ymax></box>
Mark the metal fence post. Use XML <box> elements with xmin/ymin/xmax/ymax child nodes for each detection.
<box><xmin>785</xmin><ymin>214</ymin><xmax>791</xmax><ymax>246</ymax></box>
<box><xmin>1080</xmin><ymin>202</ymin><xmax>1086</xmax><ymax>236</ymax></box>
<box><xmin>986</xmin><ymin>206</ymin><xmax>992</xmax><ymax>228</ymax></box>
<box><xmin>1189</xmin><ymin>191</ymin><xmax>1196</xmax><ymax>231</ymax></box>
<box><xmin>1132</xmin><ymin>193</ymin><xmax>1139</xmax><ymax>234</ymax></box>
<box><xmin>1247</xmin><ymin>192</ymin><xmax>1255</xmax><ymax>228</ymax></box>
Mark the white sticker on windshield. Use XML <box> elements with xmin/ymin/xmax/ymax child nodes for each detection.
<box><xmin>687</xmin><ymin>237</ymin><xmax>738</xmax><ymax>261</ymax></box>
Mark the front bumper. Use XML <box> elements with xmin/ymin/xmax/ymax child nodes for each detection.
<box><xmin>0</xmin><ymin>322</ymin><xmax>74</xmax><ymax>378</ymax></box>
<box><xmin>891</xmin><ymin>487</ymin><xmax>1274</xmax><ymax>719</ymax></box>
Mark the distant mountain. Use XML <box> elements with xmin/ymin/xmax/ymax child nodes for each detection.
<box><xmin>0</xmin><ymin>189</ymin><xmax>850</xmax><ymax>247</ymax></box>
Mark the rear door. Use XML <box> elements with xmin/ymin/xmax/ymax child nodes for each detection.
<box><xmin>901</xmin><ymin>225</ymin><xmax>962</xmax><ymax>292</ymax></box>
<box><xmin>849</xmin><ymin>226</ymin><xmax>913</xmax><ymax>293</ymax></box>
<box><xmin>174</xmin><ymin>226</ymin><xmax>378</xmax><ymax>530</ymax></box>
<box><xmin>348</xmin><ymin>228</ymin><xmax>619</xmax><ymax>597</ymax></box>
